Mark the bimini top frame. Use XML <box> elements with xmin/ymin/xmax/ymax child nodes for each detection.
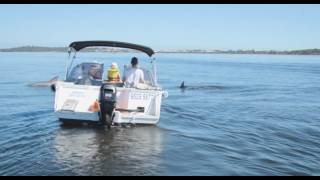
<box><xmin>69</xmin><ymin>41</ymin><xmax>155</xmax><ymax>57</ymax></box>
<box><xmin>65</xmin><ymin>41</ymin><xmax>158</xmax><ymax>86</ymax></box>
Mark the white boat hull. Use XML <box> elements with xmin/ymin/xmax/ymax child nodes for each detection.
<box><xmin>54</xmin><ymin>81</ymin><xmax>164</xmax><ymax>125</ymax></box>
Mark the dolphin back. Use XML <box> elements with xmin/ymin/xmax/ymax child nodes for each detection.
<box><xmin>28</xmin><ymin>76</ymin><xmax>59</xmax><ymax>87</ymax></box>
<box><xmin>50</xmin><ymin>76</ymin><xmax>59</xmax><ymax>82</ymax></box>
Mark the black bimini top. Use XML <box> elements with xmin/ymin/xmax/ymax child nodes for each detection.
<box><xmin>69</xmin><ymin>41</ymin><xmax>155</xmax><ymax>57</ymax></box>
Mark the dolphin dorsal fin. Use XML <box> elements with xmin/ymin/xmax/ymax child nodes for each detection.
<box><xmin>50</xmin><ymin>76</ymin><xmax>59</xmax><ymax>82</ymax></box>
<box><xmin>180</xmin><ymin>81</ymin><xmax>185</xmax><ymax>88</ymax></box>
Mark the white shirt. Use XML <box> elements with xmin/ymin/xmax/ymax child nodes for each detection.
<box><xmin>124</xmin><ymin>67</ymin><xmax>144</xmax><ymax>87</ymax></box>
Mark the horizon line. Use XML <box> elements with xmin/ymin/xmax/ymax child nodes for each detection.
<box><xmin>1</xmin><ymin>45</ymin><xmax>320</xmax><ymax>52</ymax></box>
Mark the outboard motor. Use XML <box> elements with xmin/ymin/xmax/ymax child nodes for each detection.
<box><xmin>99</xmin><ymin>84</ymin><xmax>117</xmax><ymax>127</ymax></box>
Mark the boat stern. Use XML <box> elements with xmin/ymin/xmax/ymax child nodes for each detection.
<box><xmin>54</xmin><ymin>81</ymin><xmax>101</xmax><ymax>122</ymax></box>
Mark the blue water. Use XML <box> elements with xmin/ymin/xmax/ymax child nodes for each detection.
<box><xmin>0</xmin><ymin>52</ymin><xmax>320</xmax><ymax>175</ymax></box>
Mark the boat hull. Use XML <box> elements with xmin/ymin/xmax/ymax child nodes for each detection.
<box><xmin>54</xmin><ymin>81</ymin><xmax>164</xmax><ymax>125</ymax></box>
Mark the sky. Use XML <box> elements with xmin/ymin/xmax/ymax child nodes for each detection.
<box><xmin>0</xmin><ymin>4</ymin><xmax>320</xmax><ymax>50</ymax></box>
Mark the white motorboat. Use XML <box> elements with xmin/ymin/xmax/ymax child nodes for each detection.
<box><xmin>54</xmin><ymin>41</ymin><xmax>168</xmax><ymax>126</ymax></box>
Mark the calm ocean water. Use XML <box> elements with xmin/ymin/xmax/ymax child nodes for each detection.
<box><xmin>0</xmin><ymin>52</ymin><xmax>320</xmax><ymax>175</ymax></box>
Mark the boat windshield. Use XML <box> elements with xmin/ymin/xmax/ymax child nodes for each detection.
<box><xmin>66</xmin><ymin>63</ymin><xmax>104</xmax><ymax>86</ymax></box>
<box><xmin>123</xmin><ymin>65</ymin><xmax>156</xmax><ymax>87</ymax></box>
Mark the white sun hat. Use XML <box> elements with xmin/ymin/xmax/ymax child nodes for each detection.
<box><xmin>111</xmin><ymin>62</ymin><xmax>118</xmax><ymax>68</ymax></box>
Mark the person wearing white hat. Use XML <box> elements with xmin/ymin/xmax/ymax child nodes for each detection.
<box><xmin>107</xmin><ymin>62</ymin><xmax>121</xmax><ymax>83</ymax></box>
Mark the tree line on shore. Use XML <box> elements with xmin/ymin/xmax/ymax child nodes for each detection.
<box><xmin>1</xmin><ymin>45</ymin><xmax>320</xmax><ymax>55</ymax></box>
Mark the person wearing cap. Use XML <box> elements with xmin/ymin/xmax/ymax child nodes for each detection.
<box><xmin>107</xmin><ymin>62</ymin><xmax>121</xmax><ymax>83</ymax></box>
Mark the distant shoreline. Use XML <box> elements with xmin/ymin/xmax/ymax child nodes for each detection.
<box><xmin>1</xmin><ymin>46</ymin><xmax>320</xmax><ymax>55</ymax></box>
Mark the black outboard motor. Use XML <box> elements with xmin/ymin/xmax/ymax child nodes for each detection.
<box><xmin>99</xmin><ymin>84</ymin><xmax>117</xmax><ymax>127</ymax></box>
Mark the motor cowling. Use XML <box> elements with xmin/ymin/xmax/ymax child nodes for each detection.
<box><xmin>99</xmin><ymin>84</ymin><xmax>117</xmax><ymax>127</ymax></box>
